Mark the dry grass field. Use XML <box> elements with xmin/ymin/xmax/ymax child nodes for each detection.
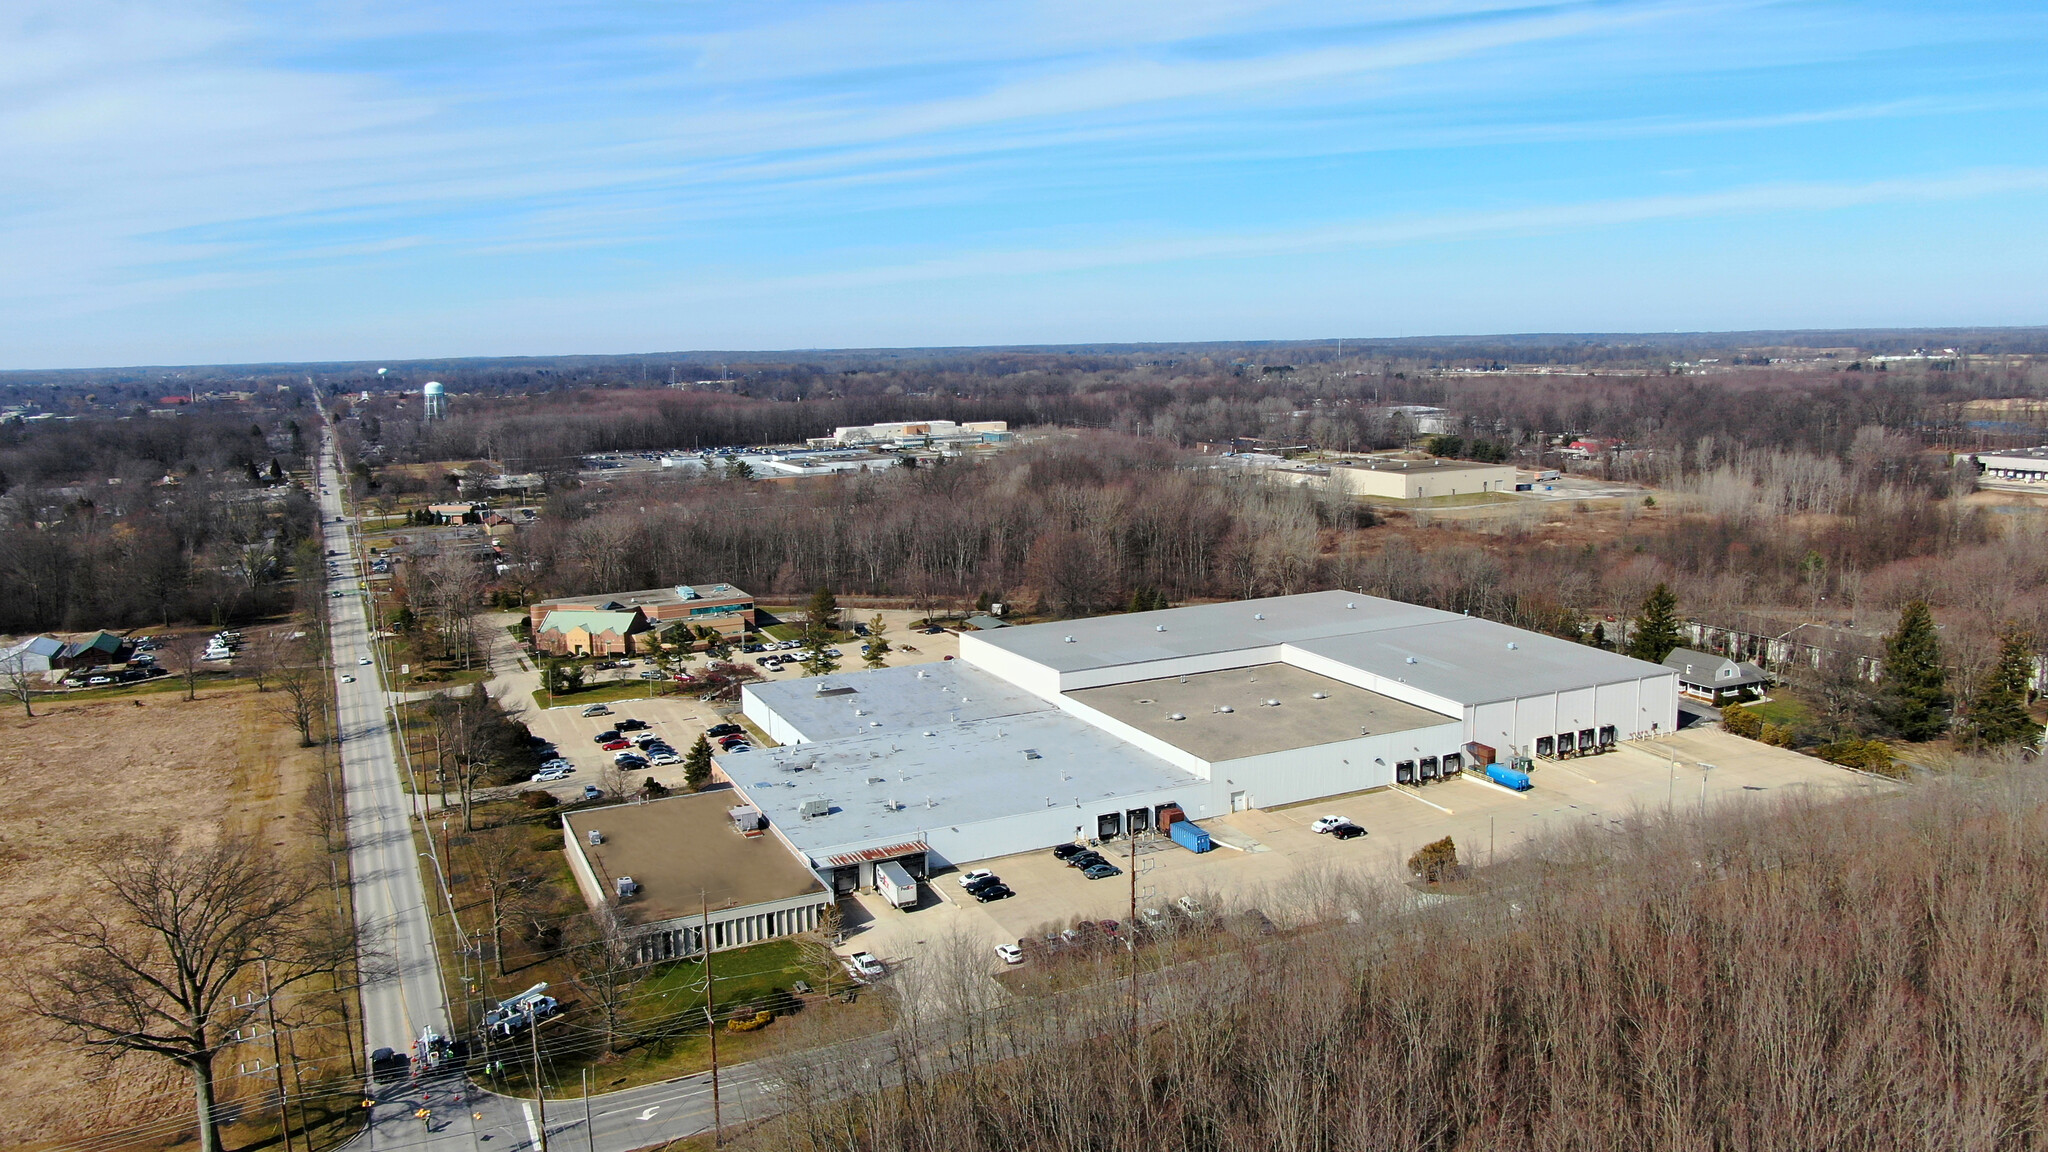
<box><xmin>0</xmin><ymin>685</ymin><xmax>341</xmax><ymax>1152</ymax></box>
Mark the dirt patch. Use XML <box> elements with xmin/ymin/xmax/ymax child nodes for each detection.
<box><xmin>0</xmin><ymin>686</ymin><xmax>339</xmax><ymax>1149</ymax></box>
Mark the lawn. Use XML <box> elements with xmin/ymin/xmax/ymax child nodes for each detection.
<box><xmin>1744</xmin><ymin>697</ymin><xmax>1811</xmax><ymax>727</ymax></box>
<box><xmin>483</xmin><ymin>938</ymin><xmax>864</xmax><ymax>1098</ymax></box>
<box><xmin>531</xmin><ymin>676</ymin><xmax>692</xmax><ymax>710</ymax></box>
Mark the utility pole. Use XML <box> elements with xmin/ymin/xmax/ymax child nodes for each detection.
<box><xmin>529</xmin><ymin>1002</ymin><xmax>548</xmax><ymax>1152</ymax></box>
<box><xmin>584</xmin><ymin>1068</ymin><xmax>595</xmax><ymax>1152</ymax></box>
<box><xmin>703</xmin><ymin>893</ymin><xmax>722</xmax><ymax>1146</ymax></box>
<box><xmin>260</xmin><ymin>959</ymin><xmax>293</xmax><ymax>1152</ymax></box>
<box><xmin>1127</xmin><ymin>833</ymin><xmax>1140</xmax><ymax>1050</ymax></box>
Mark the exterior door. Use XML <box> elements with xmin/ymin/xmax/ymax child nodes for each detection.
<box><xmin>1230</xmin><ymin>790</ymin><xmax>1248</xmax><ymax>812</ymax></box>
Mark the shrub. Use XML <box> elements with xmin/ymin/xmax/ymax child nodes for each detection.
<box><xmin>1721</xmin><ymin>705</ymin><xmax>1763</xmax><ymax>740</ymax></box>
<box><xmin>726</xmin><ymin>1010</ymin><xmax>773</xmax><ymax>1033</ymax></box>
<box><xmin>521</xmin><ymin>789</ymin><xmax>559</xmax><ymax>810</ymax></box>
<box><xmin>1814</xmin><ymin>738</ymin><xmax>1897</xmax><ymax>775</ymax></box>
<box><xmin>1408</xmin><ymin>836</ymin><xmax>1462</xmax><ymax>884</ymax></box>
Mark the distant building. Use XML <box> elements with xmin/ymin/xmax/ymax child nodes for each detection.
<box><xmin>426</xmin><ymin>502</ymin><xmax>484</xmax><ymax>524</ymax></box>
<box><xmin>1975</xmin><ymin>446</ymin><xmax>2048</xmax><ymax>485</ymax></box>
<box><xmin>818</xmin><ymin>420</ymin><xmax>1008</xmax><ymax>448</ymax></box>
<box><xmin>533</xmin><ymin>609</ymin><xmax>649</xmax><ymax>657</ymax></box>
<box><xmin>1325</xmin><ymin>458</ymin><xmax>1517</xmax><ymax>501</ymax></box>
<box><xmin>0</xmin><ymin>634</ymin><xmax>63</xmax><ymax>674</ymax></box>
<box><xmin>528</xmin><ymin>583</ymin><xmax>755</xmax><ymax>639</ymax></box>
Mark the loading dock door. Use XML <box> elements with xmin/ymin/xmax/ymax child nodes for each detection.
<box><xmin>831</xmin><ymin>866</ymin><xmax>859</xmax><ymax>896</ymax></box>
<box><xmin>1127</xmin><ymin>807</ymin><xmax>1151</xmax><ymax>834</ymax></box>
<box><xmin>1097</xmin><ymin>812</ymin><xmax>1123</xmax><ymax>840</ymax></box>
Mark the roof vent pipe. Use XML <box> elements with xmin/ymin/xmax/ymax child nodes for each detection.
<box><xmin>1155</xmin><ymin>625</ymin><xmax>1167</xmax><ymax>632</ymax></box>
<box><xmin>1064</xmin><ymin>636</ymin><xmax>1076</xmax><ymax>643</ymax></box>
<box><xmin>1253</xmin><ymin>613</ymin><xmax>1265</xmax><ymax>620</ymax></box>
<box><xmin>1216</xmin><ymin>705</ymin><xmax>1234</xmax><ymax>713</ymax></box>
<box><xmin>1507</xmin><ymin>642</ymin><xmax>1518</xmax><ymax>650</ymax></box>
<box><xmin>1265</xmin><ymin>699</ymin><xmax>1281</xmax><ymax>707</ymax></box>
<box><xmin>1405</xmin><ymin>655</ymin><xmax>1418</xmax><ymax>664</ymax></box>
<box><xmin>1168</xmin><ymin>713</ymin><xmax>1187</xmax><ymax>721</ymax></box>
<box><xmin>1311</xmin><ymin>691</ymin><xmax>1329</xmax><ymax>700</ymax></box>
<box><xmin>1347</xmin><ymin>602</ymin><xmax>1357</xmax><ymax>609</ymax></box>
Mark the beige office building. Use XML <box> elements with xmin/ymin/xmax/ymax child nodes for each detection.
<box><xmin>1327</xmin><ymin>458</ymin><xmax>1517</xmax><ymax>500</ymax></box>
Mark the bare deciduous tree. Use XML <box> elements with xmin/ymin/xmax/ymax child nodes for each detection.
<box><xmin>270</xmin><ymin>660</ymin><xmax>323</xmax><ymax>747</ymax></box>
<box><xmin>23</xmin><ymin>833</ymin><xmax>357</xmax><ymax>1152</ymax></box>
<box><xmin>160</xmin><ymin>632</ymin><xmax>209</xmax><ymax>702</ymax></box>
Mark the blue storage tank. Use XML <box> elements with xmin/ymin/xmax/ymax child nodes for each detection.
<box><xmin>1486</xmin><ymin>763</ymin><xmax>1533</xmax><ymax>791</ymax></box>
<box><xmin>1169</xmin><ymin>820</ymin><xmax>1212</xmax><ymax>853</ymax></box>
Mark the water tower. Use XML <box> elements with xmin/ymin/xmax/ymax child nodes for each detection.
<box><xmin>422</xmin><ymin>380</ymin><xmax>446</xmax><ymax>420</ymax></box>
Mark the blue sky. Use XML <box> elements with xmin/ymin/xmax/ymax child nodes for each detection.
<box><xmin>4</xmin><ymin>0</ymin><xmax>2047</xmax><ymax>367</ymax></box>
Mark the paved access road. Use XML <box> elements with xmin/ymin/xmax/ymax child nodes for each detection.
<box><xmin>317</xmin><ymin>418</ymin><xmax>804</xmax><ymax>1151</ymax></box>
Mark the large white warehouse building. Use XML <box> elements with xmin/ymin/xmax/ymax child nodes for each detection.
<box><xmin>726</xmin><ymin>590</ymin><xmax>1677</xmax><ymax>895</ymax></box>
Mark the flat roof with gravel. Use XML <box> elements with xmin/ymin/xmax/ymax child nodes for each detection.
<box><xmin>563</xmin><ymin>792</ymin><xmax>826</xmax><ymax>925</ymax></box>
<box><xmin>1067</xmin><ymin>664</ymin><xmax>1456</xmax><ymax>762</ymax></box>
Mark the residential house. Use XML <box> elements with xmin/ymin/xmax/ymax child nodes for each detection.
<box><xmin>1662</xmin><ymin>648</ymin><xmax>1770</xmax><ymax>704</ymax></box>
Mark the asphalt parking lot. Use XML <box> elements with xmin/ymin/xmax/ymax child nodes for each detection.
<box><xmin>517</xmin><ymin>694</ymin><xmax>731</xmax><ymax>799</ymax></box>
<box><xmin>830</xmin><ymin>729</ymin><xmax>1895</xmax><ymax>972</ymax></box>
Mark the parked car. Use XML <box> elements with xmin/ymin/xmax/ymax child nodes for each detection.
<box><xmin>845</xmin><ymin>951</ymin><xmax>886</xmax><ymax>980</ymax></box>
<box><xmin>995</xmin><ymin>943</ymin><xmax>1023</xmax><ymax>965</ymax></box>
<box><xmin>972</xmin><ymin>884</ymin><xmax>1014</xmax><ymax>902</ymax></box>
<box><xmin>616</xmin><ymin>718</ymin><xmax>648</xmax><ymax>731</ymax></box>
<box><xmin>1176</xmin><ymin>895</ymin><xmax>1207</xmax><ymax>918</ymax></box>
<box><xmin>1330</xmin><ymin>824</ymin><xmax>1367</xmax><ymax>840</ymax></box>
<box><xmin>358</xmin><ymin>656</ymin><xmax>372</xmax><ymax>665</ymax></box>
<box><xmin>1067</xmin><ymin>851</ymin><xmax>1107</xmax><ymax>870</ymax></box>
<box><xmin>1081</xmin><ymin>863</ymin><xmax>1122</xmax><ymax>880</ymax></box>
<box><xmin>957</xmin><ymin>869</ymin><xmax>997</xmax><ymax>889</ymax></box>
<box><xmin>716</xmin><ymin>733</ymin><xmax>750</xmax><ymax>749</ymax></box>
<box><xmin>580</xmin><ymin>704</ymin><xmax>612</xmax><ymax>717</ymax></box>
<box><xmin>1310</xmin><ymin>815</ymin><xmax>1352</xmax><ymax>834</ymax></box>
<box><xmin>614</xmin><ymin>753</ymin><xmax>647</xmax><ymax>768</ymax></box>
<box><xmin>1051</xmin><ymin>843</ymin><xmax>1087</xmax><ymax>860</ymax></box>
<box><xmin>639</xmin><ymin>670</ymin><xmax>665</xmax><ymax>680</ymax></box>
<box><xmin>86</xmin><ymin>674</ymin><xmax>114</xmax><ymax>686</ymax></box>
<box><xmin>707</xmin><ymin>724</ymin><xmax>744</xmax><ymax>738</ymax></box>
<box><xmin>539</xmin><ymin>758</ymin><xmax>572</xmax><ymax>771</ymax></box>
<box><xmin>964</xmin><ymin>875</ymin><xmax>1005</xmax><ymax>895</ymax></box>
<box><xmin>531</xmin><ymin>766</ymin><xmax>573</xmax><ymax>782</ymax></box>
<box><xmin>582</xmin><ymin>785</ymin><xmax>603</xmax><ymax>800</ymax></box>
<box><xmin>720</xmin><ymin>743</ymin><xmax>753</xmax><ymax>754</ymax></box>
<box><xmin>339</xmin><ymin>674</ymin><xmax>355</xmax><ymax>683</ymax></box>
<box><xmin>649</xmin><ymin>752</ymin><xmax>680</xmax><ymax>766</ymax></box>
<box><xmin>601</xmin><ymin>739</ymin><xmax>631</xmax><ymax>751</ymax></box>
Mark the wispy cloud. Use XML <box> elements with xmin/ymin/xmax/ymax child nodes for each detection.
<box><xmin>1</xmin><ymin>0</ymin><xmax>2045</xmax><ymax>364</ymax></box>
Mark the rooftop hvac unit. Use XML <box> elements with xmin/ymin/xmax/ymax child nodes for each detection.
<box><xmin>799</xmin><ymin>798</ymin><xmax>832</xmax><ymax>819</ymax></box>
<box><xmin>615</xmin><ymin>876</ymin><xmax>639</xmax><ymax>897</ymax></box>
<box><xmin>1311</xmin><ymin>692</ymin><xmax>1329</xmax><ymax>699</ymax></box>
<box><xmin>587</xmin><ymin>829</ymin><xmax>604</xmax><ymax>846</ymax></box>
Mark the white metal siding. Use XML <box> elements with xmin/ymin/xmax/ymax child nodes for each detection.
<box><xmin>1210</xmin><ymin>722</ymin><xmax>1465</xmax><ymax>808</ymax></box>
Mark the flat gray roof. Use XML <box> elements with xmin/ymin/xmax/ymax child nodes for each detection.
<box><xmin>563</xmin><ymin>793</ymin><xmax>826</xmax><ymax>925</ymax></box>
<box><xmin>1067</xmin><ymin>664</ymin><xmax>1455</xmax><ymax>762</ymax></box>
<box><xmin>967</xmin><ymin>590</ymin><xmax>1458</xmax><ymax>675</ymax></box>
<box><xmin>744</xmin><ymin>662</ymin><xmax>1051</xmax><ymax>742</ymax></box>
<box><xmin>1331</xmin><ymin>458</ymin><xmax>1512</xmax><ymax>475</ymax></box>
<box><xmin>1291</xmin><ymin>616</ymin><xmax>1672</xmax><ymax>704</ymax></box>
<box><xmin>719</xmin><ymin>711</ymin><xmax>1202</xmax><ymax>861</ymax></box>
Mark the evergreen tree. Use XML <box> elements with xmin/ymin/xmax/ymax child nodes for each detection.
<box><xmin>1625</xmin><ymin>583</ymin><xmax>1683</xmax><ymax>664</ymax></box>
<box><xmin>683</xmin><ymin>734</ymin><xmax>714</xmax><ymax>792</ymax></box>
<box><xmin>800</xmin><ymin>628</ymin><xmax>840</xmax><ymax>676</ymax></box>
<box><xmin>805</xmin><ymin>585</ymin><xmax>842</xmax><ymax>636</ymax></box>
<box><xmin>1964</xmin><ymin>629</ymin><xmax>2038</xmax><ymax>750</ymax></box>
<box><xmin>1877</xmin><ymin>600</ymin><xmax>1950</xmax><ymax>741</ymax></box>
<box><xmin>862</xmin><ymin>613</ymin><xmax>891</xmax><ymax>669</ymax></box>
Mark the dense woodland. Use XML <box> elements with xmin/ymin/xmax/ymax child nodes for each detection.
<box><xmin>0</xmin><ymin>399</ymin><xmax>318</xmax><ymax>632</ymax></box>
<box><xmin>752</xmin><ymin>762</ymin><xmax>2048</xmax><ymax>1152</ymax></box>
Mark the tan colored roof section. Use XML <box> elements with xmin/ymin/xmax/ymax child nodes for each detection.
<box><xmin>1067</xmin><ymin>663</ymin><xmax>1455</xmax><ymax>763</ymax></box>
<box><xmin>563</xmin><ymin>791</ymin><xmax>824</xmax><ymax>926</ymax></box>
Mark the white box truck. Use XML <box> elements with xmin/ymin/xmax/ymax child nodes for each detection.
<box><xmin>875</xmin><ymin>860</ymin><xmax>917</xmax><ymax>909</ymax></box>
